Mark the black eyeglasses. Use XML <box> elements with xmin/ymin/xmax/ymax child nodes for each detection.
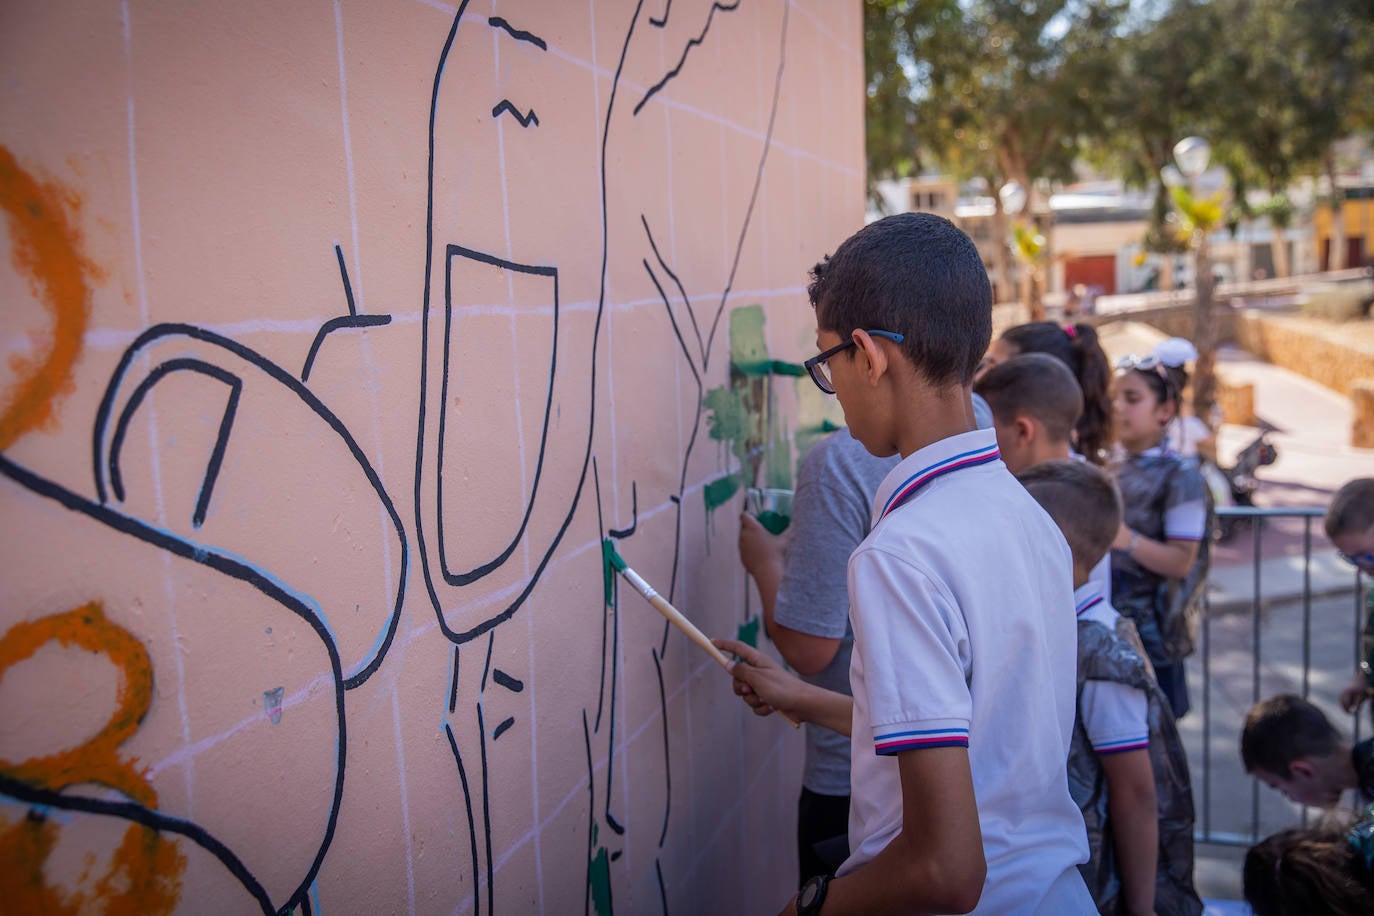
<box><xmin>803</xmin><ymin>330</ymin><xmax>905</xmax><ymax>394</ymax></box>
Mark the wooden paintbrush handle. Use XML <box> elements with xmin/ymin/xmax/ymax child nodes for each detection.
<box><xmin>648</xmin><ymin>595</ymin><xmax>733</xmax><ymax>670</ymax></box>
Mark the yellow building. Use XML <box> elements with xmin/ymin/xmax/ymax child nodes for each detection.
<box><xmin>1313</xmin><ymin>185</ymin><xmax>1374</xmax><ymax>269</ymax></box>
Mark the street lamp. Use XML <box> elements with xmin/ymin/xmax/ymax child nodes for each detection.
<box><xmin>1173</xmin><ymin>136</ymin><xmax>1211</xmax><ymax>182</ymax></box>
<box><xmin>999</xmin><ymin>180</ymin><xmax>1027</xmax><ymax>218</ymax></box>
<box><xmin>1168</xmin><ymin>135</ymin><xmax>1219</xmax><ymax>427</ymax></box>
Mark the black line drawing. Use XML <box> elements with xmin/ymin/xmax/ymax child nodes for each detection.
<box><xmin>652</xmin><ymin>647</ymin><xmax>671</xmax><ymax>849</ymax></box>
<box><xmin>633</xmin><ymin>1</ymin><xmax>742</xmax><ymax>115</ymax></box>
<box><xmin>488</xmin><ymin>16</ymin><xmax>547</xmax><ymax>51</ymax></box>
<box><xmin>91</xmin><ymin>323</ymin><xmax>409</xmax><ymax>691</ymax></box>
<box><xmin>492</xmin><ymin>669</ymin><xmax>524</xmax><ymax>693</ymax></box>
<box><xmin>433</xmin><ymin>247</ymin><xmax>559</xmax><ymax>595</ymax></box>
<box><xmin>0</xmin><ymin>452</ymin><xmax>347</xmax><ymax>915</ymax></box>
<box><xmin>491</xmin><ymin>100</ymin><xmax>539</xmax><ymax>127</ymax></box>
<box><xmin>300</xmin><ymin>245</ymin><xmax>392</xmax><ymax>382</ymax></box>
<box><xmin>411</xmin><ymin>0</ymin><xmax>793</xmax><ymax>910</ymax></box>
<box><xmin>1</xmin><ymin>0</ymin><xmax>802</xmax><ymax>909</ymax></box>
<box><xmin>606</xmin><ymin>481</ymin><xmax>637</xmax><ymax>538</ymax></box>
<box><xmin>301</xmin><ymin>315</ymin><xmax>391</xmax><ymax>383</ymax></box>
<box><xmin>336</xmin><ymin>243</ymin><xmax>358</xmax><ymax>316</ymax></box>
<box><xmin>106</xmin><ymin>358</ymin><xmax>241</xmax><ymax>529</ymax></box>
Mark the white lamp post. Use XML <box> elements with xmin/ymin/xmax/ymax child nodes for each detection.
<box><xmin>998</xmin><ymin>180</ymin><xmax>1027</xmax><ymax>218</ymax></box>
<box><xmin>1173</xmin><ymin>136</ymin><xmax>1211</xmax><ymax>182</ymax></box>
<box><xmin>1170</xmin><ymin>135</ymin><xmax>1218</xmax><ymax>426</ymax></box>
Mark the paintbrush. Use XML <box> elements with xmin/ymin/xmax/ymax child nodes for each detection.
<box><xmin>602</xmin><ymin>538</ymin><xmax>798</xmax><ymax>728</ymax></box>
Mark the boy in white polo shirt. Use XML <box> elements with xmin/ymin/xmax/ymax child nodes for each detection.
<box><xmin>717</xmin><ymin>212</ymin><xmax>1091</xmax><ymax>915</ymax></box>
<box><xmin>1018</xmin><ymin>460</ymin><xmax>1201</xmax><ymax>916</ymax></box>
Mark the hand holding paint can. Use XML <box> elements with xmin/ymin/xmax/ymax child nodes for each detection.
<box><xmin>745</xmin><ymin>487</ymin><xmax>793</xmax><ymax>535</ymax></box>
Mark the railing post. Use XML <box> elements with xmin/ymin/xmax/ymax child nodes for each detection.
<box><xmin>1250</xmin><ymin>509</ymin><xmax>1263</xmax><ymax>843</ymax></box>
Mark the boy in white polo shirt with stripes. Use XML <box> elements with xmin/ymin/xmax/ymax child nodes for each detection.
<box><xmin>718</xmin><ymin>212</ymin><xmax>1091</xmax><ymax>914</ymax></box>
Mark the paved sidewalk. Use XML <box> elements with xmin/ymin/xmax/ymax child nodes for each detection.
<box><xmin>1206</xmin><ymin>345</ymin><xmax>1368</xmax><ymax>611</ymax></box>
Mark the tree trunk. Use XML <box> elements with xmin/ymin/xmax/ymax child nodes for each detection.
<box><xmin>1160</xmin><ymin>253</ymin><xmax>1175</xmax><ymax>292</ymax></box>
<box><xmin>1028</xmin><ymin>269</ymin><xmax>1045</xmax><ymax>323</ymax></box>
<box><xmin>1191</xmin><ymin>234</ymin><xmax>1218</xmax><ymax>429</ymax></box>
<box><xmin>992</xmin><ymin>201</ymin><xmax>1012</xmax><ymax>304</ymax></box>
<box><xmin>1269</xmin><ymin>233</ymin><xmax>1290</xmax><ymax>278</ymax></box>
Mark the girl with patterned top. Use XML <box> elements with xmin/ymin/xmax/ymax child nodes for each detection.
<box><xmin>1109</xmin><ymin>356</ymin><xmax>1208</xmax><ymax>720</ymax></box>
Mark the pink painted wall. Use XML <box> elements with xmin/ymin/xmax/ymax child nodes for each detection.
<box><xmin>0</xmin><ymin>1</ymin><xmax>864</xmax><ymax>912</ymax></box>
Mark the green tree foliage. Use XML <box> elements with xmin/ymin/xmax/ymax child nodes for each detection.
<box><xmin>863</xmin><ymin>0</ymin><xmax>962</xmax><ymax>200</ymax></box>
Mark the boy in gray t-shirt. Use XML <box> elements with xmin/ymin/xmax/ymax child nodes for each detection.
<box><xmin>739</xmin><ymin>427</ymin><xmax>895</xmax><ymax>884</ymax></box>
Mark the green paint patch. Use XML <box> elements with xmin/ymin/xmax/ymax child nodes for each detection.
<box><xmin>729</xmin><ymin>304</ymin><xmax>769</xmax><ymax>369</ymax></box>
<box><xmin>601</xmin><ymin>542</ymin><xmax>616</xmax><ymax>608</ymax></box>
<box><xmin>733</xmin><ymin>358</ymin><xmax>806</xmax><ymax>378</ymax></box>
<box><xmin>703</xmin><ymin>386</ymin><xmax>751</xmax><ymax>465</ymax></box>
<box><xmin>589</xmin><ymin>841</ymin><xmax>612</xmax><ymax>915</ymax></box>
<box><xmin>735</xmin><ymin>616</ymin><xmax>760</xmax><ymax>649</ymax></box>
<box><xmin>702</xmin><ymin>304</ymin><xmax>802</xmax><ymax>505</ymax></box>
<box><xmin>703</xmin><ymin>473</ymin><xmax>740</xmax><ymax>510</ymax></box>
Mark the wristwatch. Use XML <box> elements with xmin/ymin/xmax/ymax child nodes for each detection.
<box><xmin>797</xmin><ymin>874</ymin><xmax>830</xmax><ymax>916</ymax></box>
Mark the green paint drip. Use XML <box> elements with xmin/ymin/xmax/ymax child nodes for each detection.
<box><xmin>770</xmin><ymin>359</ymin><xmax>805</xmax><ymax>377</ymax></box>
<box><xmin>703</xmin><ymin>386</ymin><xmax>751</xmax><ymax>467</ymax></box>
<box><xmin>736</xmin><ymin>616</ymin><xmax>761</xmax><ymax>649</ymax></box>
<box><xmin>703</xmin><ymin>473</ymin><xmax>740</xmax><ymax>510</ymax></box>
<box><xmin>589</xmin><ymin>845</ymin><xmax>612</xmax><ymax>915</ymax></box>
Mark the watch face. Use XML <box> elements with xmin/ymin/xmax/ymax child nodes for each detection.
<box><xmin>799</xmin><ymin>882</ymin><xmax>818</xmax><ymax>907</ymax></box>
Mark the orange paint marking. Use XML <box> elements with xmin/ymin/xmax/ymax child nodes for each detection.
<box><xmin>0</xmin><ymin>603</ymin><xmax>184</xmax><ymax>913</ymax></box>
<box><xmin>0</xmin><ymin>145</ymin><xmax>98</xmax><ymax>450</ymax></box>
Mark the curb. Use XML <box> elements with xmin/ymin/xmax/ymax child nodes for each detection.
<box><xmin>1206</xmin><ymin>581</ymin><xmax>1358</xmax><ymax>616</ymax></box>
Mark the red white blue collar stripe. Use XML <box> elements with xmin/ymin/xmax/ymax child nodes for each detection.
<box><xmin>878</xmin><ymin>443</ymin><xmax>1001</xmax><ymax>521</ymax></box>
<box><xmin>1075</xmin><ymin>594</ymin><xmax>1104</xmax><ymax>617</ymax></box>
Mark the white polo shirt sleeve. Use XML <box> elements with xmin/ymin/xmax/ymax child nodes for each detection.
<box><xmin>1080</xmin><ymin>680</ymin><xmax>1149</xmax><ymax>755</ymax></box>
<box><xmin>848</xmin><ymin>545</ymin><xmax>971</xmax><ymax>754</ymax></box>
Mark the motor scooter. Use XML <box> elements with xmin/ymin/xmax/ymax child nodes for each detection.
<box><xmin>1210</xmin><ymin>430</ymin><xmax>1279</xmax><ymax>542</ymax></box>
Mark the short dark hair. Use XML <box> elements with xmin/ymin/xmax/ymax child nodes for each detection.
<box><xmin>998</xmin><ymin>321</ymin><xmax>1113</xmax><ymax>464</ymax></box>
<box><xmin>808</xmin><ymin>212</ymin><xmax>991</xmax><ymax>386</ymax></box>
<box><xmin>1240</xmin><ymin>694</ymin><xmax>1343</xmax><ymax>778</ymax></box>
<box><xmin>1015</xmin><ymin>460</ymin><xmax>1121</xmax><ymax>571</ymax></box>
<box><xmin>1325</xmin><ymin>478</ymin><xmax>1374</xmax><ymax>539</ymax></box>
<box><xmin>974</xmin><ymin>354</ymin><xmax>1083</xmax><ymax>444</ymax></box>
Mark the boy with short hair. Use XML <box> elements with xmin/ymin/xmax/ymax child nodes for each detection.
<box><xmin>976</xmin><ymin>353</ymin><xmax>1112</xmax><ymax>598</ymax></box>
<box><xmin>1241</xmin><ymin>693</ymin><xmax>1374</xmax><ymax>807</ymax></box>
<box><xmin>1327</xmin><ymin>479</ymin><xmax>1374</xmax><ymax>715</ymax></box>
<box><xmin>974</xmin><ymin>352</ymin><xmax>1083</xmax><ymax>475</ymax></box>
<box><xmin>717</xmin><ymin>212</ymin><xmax>1091</xmax><ymax>914</ymax></box>
<box><xmin>1018</xmin><ymin>461</ymin><xmax>1202</xmax><ymax>916</ymax></box>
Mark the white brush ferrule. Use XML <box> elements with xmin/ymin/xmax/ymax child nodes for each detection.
<box><xmin>622</xmin><ymin>567</ymin><xmax>658</xmax><ymax>602</ymax></box>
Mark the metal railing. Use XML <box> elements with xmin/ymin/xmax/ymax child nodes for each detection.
<box><xmin>1193</xmin><ymin>505</ymin><xmax>1368</xmax><ymax>847</ymax></box>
